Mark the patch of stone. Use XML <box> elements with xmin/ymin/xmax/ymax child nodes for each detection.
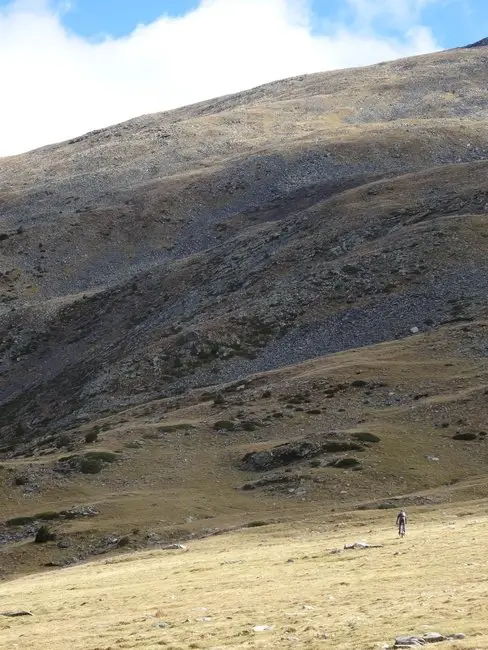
<box><xmin>0</xmin><ymin>524</ymin><xmax>38</xmax><ymax>546</ymax></box>
<box><xmin>240</xmin><ymin>471</ymin><xmax>303</xmax><ymax>491</ymax></box>
<box><xmin>392</xmin><ymin>632</ymin><xmax>465</xmax><ymax>647</ymax></box>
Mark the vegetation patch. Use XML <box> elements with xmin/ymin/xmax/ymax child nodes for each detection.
<box><xmin>36</xmin><ymin>511</ymin><xmax>61</xmax><ymax>521</ymax></box>
<box><xmin>453</xmin><ymin>432</ymin><xmax>477</xmax><ymax>441</ymax></box>
<box><xmin>35</xmin><ymin>525</ymin><xmax>56</xmax><ymax>543</ymax></box>
<box><xmin>84</xmin><ymin>451</ymin><xmax>117</xmax><ymax>463</ymax></box>
<box><xmin>245</xmin><ymin>520</ymin><xmax>271</xmax><ymax>528</ymax></box>
<box><xmin>352</xmin><ymin>432</ymin><xmax>381</xmax><ymax>443</ymax></box>
<box><xmin>213</xmin><ymin>420</ymin><xmax>235</xmax><ymax>431</ymax></box>
<box><xmin>13</xmin><ymin>475</ymin><xmax>29</xmax><ymax>486</ymax></box>
<box><xmin>58</xmin><ymin>451</ymin><xmax>118</xmax><ymax>475</ymax></box>
<box><xmin>241</xmin><ymin>420</ymin><xmax>258</xmax><ymax>431</ymax></box>
<box><xmin>159</xmin><ymin>423</ymin><xmax>195</xmax><ymax>433</ymax></box>
<box><xmin>323</xmin><ymin>441</ymin><xmax>364</xmax><ymax>453</ymax></box>
<box><xmin>6</xmin><ymin>516</ymin><xmax>36</xmax><ymax>527</ymax></box>
<box><xmin>85</xmin><ymin>430</ymin><xmax>99</xmax><ymax>444</ymax></box>
<box><xmin>79</xmin><ymin>457</ymin><xmax>103</xmax><ymax>474</ymax></box>
<box><xmin>56</xmin><ymin>434</ymin><xmax>71</xmax><ymax>448</ymax></box>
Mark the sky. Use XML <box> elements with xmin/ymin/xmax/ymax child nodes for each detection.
<box><xmin>0</xmin><ymin>0</ymin><xmax>486</xmax><ymax>156</ymax></box>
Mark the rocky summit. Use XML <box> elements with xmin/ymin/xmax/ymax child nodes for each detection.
<box><xmin>1</xmin><ymin>42</ymin><xmax>488</xmax><ymax>577</ymax></box>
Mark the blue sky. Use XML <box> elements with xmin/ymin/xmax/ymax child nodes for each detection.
<box><xmin>0</xmin><ymin>0</ymin><xmax>486</xmax><ymax>155</ymax></box>
<box><xmin>19</xmin><ymin>0</ymin><xmax>488</xmax><ymax>48</ymax></box>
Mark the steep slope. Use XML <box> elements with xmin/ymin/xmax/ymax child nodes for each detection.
<box><xmin>0</xmin><ymin>46</ymin><xmax>487</xmax><ymax>441</ymax></box>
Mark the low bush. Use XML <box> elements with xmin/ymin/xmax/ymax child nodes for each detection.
<box><xmin>213</xmin><ymin>420</ymin><xmax>235</xmax><ymax>432</ymax></box>
<box><xmin>85</xmin><ymin>430</ymin><xmax>99</xmax><ymax>444</ymax></box>
<box><xmin>84</xmin><ymin>451</ymin><xmax>117</xmax><ymax>463</ymax></box>
<box><xmin>35</xmin><ymin>525</ymin><xmax>56</xmax><ymax>543</ymax></box>
<box><xmin>79</xmin><ymin>457</ymin><xmax>103</xmax><ymax>474</ymax></box>
<box><xmin>36</xmin><ymin>511</ymin><xmax>61</xmax><ymax>521</ymax></box>
<box><xmin>6</xmin><ymin>516</ymin><xmax>36</xmax><ymax>527</ymax></box>
<box><xmin>241</xmin><ymin>421</ymin><xmax>257</xmax><ymax>431</ymax></box>
<box><xmin>56</xmin><ymin>434</ymin><xmax>71</xmax><ymax>449</ymax></box>
<box><xmin>352</xmin><ymin>432</ymin><xmax>381</xmax><ymax>443</ymax></box>
<box><xmin>453</xmin><ymin>432</ymin><xmax>477</xmax><ymax>441</ymax></box>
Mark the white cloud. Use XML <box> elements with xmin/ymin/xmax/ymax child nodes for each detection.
<box><xmin>0</xmin><ymin>0</ymin><xmax>440</xmax><ymax>156</ymax></box>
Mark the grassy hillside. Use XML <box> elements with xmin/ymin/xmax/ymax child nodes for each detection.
<box><xmin>1</xmin><ymin>43</ymin><xmax>488</xmax><ymax>584</ymax></box>
<box><xmin>1</xmin><ymin>319</ymin><xmax>487</xmax><ymax>577</ymax></box>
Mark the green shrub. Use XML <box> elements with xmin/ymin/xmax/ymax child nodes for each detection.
<box><xmin>35</xmin><ymin>525</ymin><xmax>56</xmax><ymax>543</ymax></box>
<box><xmin>352</xmin><ymin>432</ymin><xmax>381</xmax><ymax>443</ymax></box>
<box><xmin>36</xmin><ymin>511</ymin><xmax>61</xmax><ymax>521</ymax></box>
<box><xmin>73</xmin><ymin>450</ymin><xmax>117</xmax><ymax>474</ymax></box>
<box><xmin>453</xmin><ymin>432</ymin><xmax>477</xmax><ymax>441</ymax></box>
<box><xmin>85</xmin><ymin>430</ymin><xmax>99</xmax><ymax>444</ymax></box>
<box><xmin>213</xmin><ymin>420</ymin><xmax>235</xmax><ymax>431</ymax></box>
<box><xmin>79</xmin><ymin>457</ymin><xmax>103</xmax><ymax>474</ymax></box>
<box><xmin>158</xmin><ymin>424</ymin><xmax>194</xmax><ymax>433</ymax></box>
<box><xmin>56</xmin><ymin>434</ymin><xmax>71</xmax><ymax>449</ymax></box>
<box><xmin>241</xmin><ymin>421</ymin><xmax>257</xmax><ymax>431</ymax></box>
<box><xmin>351</xmin><ymin>379</ymin><xmax>368</xmax><ymax>388</ymax></box>
<box><xmin>84</xmin><ymin>451</ymin><xmax>117</xmax><ymax>463</ymax></box>
<box><xmin>6</xmin><ymin>516</ymin><xmax>35</xmax><ymax>527</ymax></box>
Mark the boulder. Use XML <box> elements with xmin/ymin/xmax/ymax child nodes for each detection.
<box><xmin>241</xmin><ymin>436</ymin><xmax>365</xmax><ymax>471</ymax></box>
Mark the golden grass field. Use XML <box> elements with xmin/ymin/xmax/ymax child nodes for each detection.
<box><xmin>2</xmin><ymin>501</ymin><xmax>488</xmax><ymax>650</ymax></box>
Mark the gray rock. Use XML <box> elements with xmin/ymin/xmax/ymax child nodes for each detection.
<box><xmin>423</xmin><ymin>632</ymin><xmax>446</xmax><ymax>643</ymax></box>
<box><xmin>393</xmin><ymin>632</ymin><xmax>466</xmax><ymax>647</ymax></box>
<box><xmin>394</xmin><ymin>637</ymin><xmax>424</xmax><ymax>647</ymax></box>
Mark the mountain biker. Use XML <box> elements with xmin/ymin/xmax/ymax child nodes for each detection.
<box><xmin>396</xmin><ymin>510</ymin><xmax>407</xmax><ymax>537</ymax></box>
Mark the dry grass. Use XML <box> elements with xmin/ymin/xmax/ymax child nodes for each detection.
<box><xmin>2</xmin><ymin>502</ymin><xmax>488</xmax><ymax>649</ymax></box>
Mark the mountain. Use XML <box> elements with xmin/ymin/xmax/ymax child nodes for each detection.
<box><xmin>1</xmin><ymin>43</ymin><xmax>488</xmax><ymax>576</ymax></box>
<box><xmin>2</xmin><ymin>43</ymin><xmax>488</xmax><ymax>440</ymax></box>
